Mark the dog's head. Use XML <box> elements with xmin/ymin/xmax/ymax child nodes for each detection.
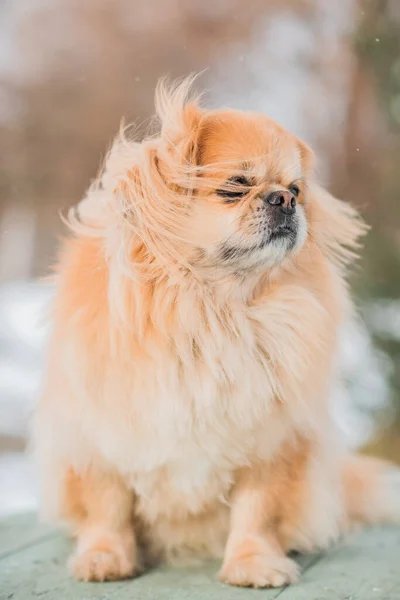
<box><xmin>90</xmin><ymin>77</ymin><xmax>365</xmax><ymax>280</ymax></box>
<box><xmin>182</xmin><ymin>108</ymin><xmax>311</xmax><ymax>273</ymax></box>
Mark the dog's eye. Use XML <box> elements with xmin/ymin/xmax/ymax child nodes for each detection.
<box><xmin>289</xmin><ymin>184</ymin><xmax>300</xmax><ymax>197</ymax></box>
<box><xmin>216</xmin><ymin>176</ymin><xmax>250</xmax><ymax>202</ymax></box>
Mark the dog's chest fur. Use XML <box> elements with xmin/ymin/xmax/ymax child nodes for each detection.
<box><xmin>87</xmin><ymin>278</ymin><xmax>334</xmax><ymax>524</ymax></box>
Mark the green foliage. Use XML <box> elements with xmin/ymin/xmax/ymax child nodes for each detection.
<box><xmin>353</xmin><ymin>1</ymin><xmax>400</xmax><ymax>421</ymax></box>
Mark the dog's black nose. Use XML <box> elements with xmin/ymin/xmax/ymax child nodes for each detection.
<box><xmin>265</xmin><ymin>190</ymin><xmax>296</xmax><ymax>215</ymax></box>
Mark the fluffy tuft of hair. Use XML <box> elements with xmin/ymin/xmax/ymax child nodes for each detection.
<box><xmin>155</xmin><ymin>73</ymin><xmax>204</xmax><ymax>151</ymax></box>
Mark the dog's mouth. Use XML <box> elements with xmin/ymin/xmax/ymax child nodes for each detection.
<box><xmin>219</xmin><ymin>223</ymin><xmax>298</xmax><ymax>263</ymax></box>
<box><xmin>267</xmin><ymin>224</ymin><xmax>297</xmax><ymax>243</ymax></box>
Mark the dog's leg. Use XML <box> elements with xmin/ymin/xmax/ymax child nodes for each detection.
<box><xmin>219</xmin><ymin>436</ymin><xmax>320</xmax><ymax>588</ymax></box>
<box><xmin>219</xmin><ymin>434</ymin><xmax>353</xmax><ymax>588</ymax></box>
<box><xmin>63</xmin><ymin>467</ymin><xmax>139</xmax><ymax>582</ymax></box>
<box><xmin>218</xmin><ymin>463</ymin><xmax>300</xmax><ymax>588</ymax></box>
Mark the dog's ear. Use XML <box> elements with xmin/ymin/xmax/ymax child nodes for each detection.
<box><xmin>295</xmin><ymin>140</ymin><xmax>367</xmax><ymax>268</ymax></box>
<box><xmin>155</xmin><ymin>76</ymin><xmax>205</xmax><ymax>172</ymax></box>
<box><xmin>297</xmin><ymin>138</ymin><xmax>315</xmax><ymax>175</ymax></box>
<box><xmin>307</xmin><ymin>182</ymin><xmax>368</xmax><ymax>267</ymax></box>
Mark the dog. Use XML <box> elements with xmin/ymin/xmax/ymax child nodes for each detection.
<box><xmin>33</xmin><ymin>76</ymin><xmax>398</xmax><ymax>588</ymax></box>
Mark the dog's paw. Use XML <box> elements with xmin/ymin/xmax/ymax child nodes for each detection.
<box><xmin>218</xmin><ymin>553</ymin><xmax>299</xmax><ymax>588</ymax></box>
<box><xmin>68</xmin><ymin>546</ymin><xmax>138</xmax><ymax>582</ymax></box>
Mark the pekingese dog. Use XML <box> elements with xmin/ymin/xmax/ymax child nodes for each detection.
<box><xmin>34</xmin><ymin>77</ymin><xmax>398</xmax><ymax>588</ymax></box>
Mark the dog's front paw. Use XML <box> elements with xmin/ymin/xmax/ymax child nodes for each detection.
<box><xmin>68</xmin><ymin>546</ymin><xmax>138</xmax><ymax>582</ymax></box>
<box><xmin>218</xmin><ymin>553</ymin><xmax>299</xmax><ymax>588</ymax></box>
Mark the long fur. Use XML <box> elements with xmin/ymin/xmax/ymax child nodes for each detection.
<box><xmin>33</xmin><ymin>77</ymin><xmax>398</xmax><ymax>587</ymax></box>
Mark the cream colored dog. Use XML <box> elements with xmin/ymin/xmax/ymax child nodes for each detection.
<box><xmin>34</xmin><ymin>77</ymin><xmax>398</xmax><ymax>588</ymax></box>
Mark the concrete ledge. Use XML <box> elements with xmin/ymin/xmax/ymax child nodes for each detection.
<box><xmin>1</xmin><ymin>514</ymin><xmax>399</xmax><ymax>599</ymax></box>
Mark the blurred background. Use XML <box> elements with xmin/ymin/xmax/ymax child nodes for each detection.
<box><xmin>0</xmin><ymin>0</ymin><xmax>399</xmax><ymax>516</ymax></box>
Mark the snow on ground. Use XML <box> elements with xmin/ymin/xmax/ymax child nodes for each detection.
<box><xmin>0</xmin><ymin>452</ymin><xmax>37</xmax><ymax>516</ymax></box>
<box><xmin>0</xmin><ymin>280</ymin><xmax>52</xmax><ymax>516</ymax></box>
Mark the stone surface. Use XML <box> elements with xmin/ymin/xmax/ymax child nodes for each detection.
<box><xmin>0</xmin><ymin>514</ymin><xmax>399</xmax><ymax>600</ymax></box>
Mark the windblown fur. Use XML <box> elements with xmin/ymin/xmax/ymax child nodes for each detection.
<box><xmin>33</xmin><ymin>76</ymin><xmax>398</xmax><ymax>587</ymax></box>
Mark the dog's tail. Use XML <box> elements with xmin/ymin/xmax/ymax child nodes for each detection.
<box><xmin>343</xmin><ymin>454</ymin><xmax>400</xmax><ymax>525</ymax></box>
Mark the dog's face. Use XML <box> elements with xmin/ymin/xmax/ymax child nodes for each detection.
<box><xmin>112</xmin><ymin>83</ymin><xmax>338</xmax><ymax>278</ymax></box>
<box><xmin>185</xmin><ymin>110</ymin><xmax>312</xmax><ymax>273</ymax></box>
<box><xmin>106</xmin><ymin>81</ymin><xmax>363</xmax><ymax>282</ymax></box>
